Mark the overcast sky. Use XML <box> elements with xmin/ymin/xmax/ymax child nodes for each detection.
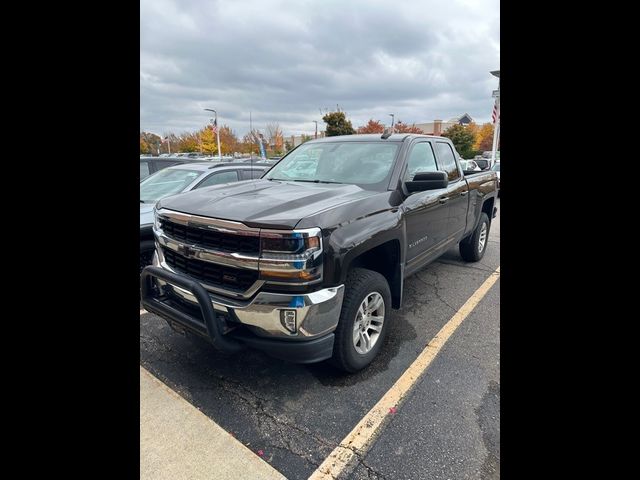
<box><xmin>140</xmin><ymin>0</ymin><xmax>499</xmax><ymax>137</ymax></box>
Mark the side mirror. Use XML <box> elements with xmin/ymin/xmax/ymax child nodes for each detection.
<box><xmin>405</xmin><ymin>171</ymin><xmax>448</xmax><ymax>192</ymax></box>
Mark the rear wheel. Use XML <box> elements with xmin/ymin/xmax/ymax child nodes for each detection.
<box><xmin>331</xmin><ymin>268</ymin><xmax>391</xmax><ymax>372</ymax></box>
<box><xmin>459</xmin><ymin>212</ymin><xmax>490</xmax><ymax>262</ymax></box>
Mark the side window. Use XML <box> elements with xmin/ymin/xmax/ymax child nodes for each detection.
<box><xmin>238</xmin><ymin>169</ymin><xmax>262</xmax><ymax>180</ymax></box>
<box><xmin>140</xmin><ymin>161</ymin><xmax>150</xmax><ymax>179</ymax></box>
<box><xmin>238</xmin><ymin>170</ymin><xmax>252</xmax><ymax>180</ymax></box>
<box><xmin>404</xmin><ymin>142</ymin><xmax>437</xmax><ymax>181</ymax></box>
<box><xmin>435</xmin><ymin>142</ymin><xmax>460</xmax><ymax>181</ymax></box>
<box><xmin>195</xmin><ymin>170</ymin><xmax>239</xmax><ymax>189</ymax></box>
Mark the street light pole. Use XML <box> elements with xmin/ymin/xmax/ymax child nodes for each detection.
<box><xmin>490</xmin><ymin>70</ymin><xmax>500</xmax><ymax>167</ymax></box>
<box><xmin>313</xmin><ymin>120</ymin><xmax>318</xmax><ymax>139</ymax></box>
<box><xmin>389</xmin><ymin>114</ymin><xmax>395</xmax><ymax>133</ymax></box>
<box><xmin>204</xmin><ymin>108</ymin><xmax>222</xmax><ymax>159</ymax></box>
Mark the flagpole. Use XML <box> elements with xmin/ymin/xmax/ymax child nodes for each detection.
<box><xmin>215</xmin><ymin>111</ymin><xmax>222</xmax><ymax>159</ymax></box>
<box><xmin>204</xmin><ymin>108</ymin><xmax>222</xmax><ymax>159</ymax></box>
<box><xmin>490</xmin><ymin>70</ymin><xmax>500</xmax><ymax>167</ymax></box>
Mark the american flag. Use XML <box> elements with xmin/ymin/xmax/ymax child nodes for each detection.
<box><xmin>491</xmin><ymin>100</ymin><xmax>499</xmax><ymax>124</ymax></box>
<box><xmin>210</xmin><ymin>118</ymin><xmax>218</xmax><ymax>134</ymax></box>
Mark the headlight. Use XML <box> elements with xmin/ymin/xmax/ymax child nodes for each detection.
<box><xmin>153</xmin><ymin>208</ymin><xmax>161</xmax><ymax>230</ymax></box>
<box><xmin>259</xmin><ymin>228</ymin><xmax>323</xmax><ymax>283</ymax></box>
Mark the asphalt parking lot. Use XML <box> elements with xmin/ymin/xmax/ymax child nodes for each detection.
<box><xmin>140</xmin><ymin>199</ymin><xmax>500</xmax><ymax>480</ymax></box>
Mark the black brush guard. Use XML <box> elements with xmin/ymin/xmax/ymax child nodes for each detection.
<box><xmin>140</xmin><ymin>266</ymin><xmax>243</xmax><ymax>354</ymax></box>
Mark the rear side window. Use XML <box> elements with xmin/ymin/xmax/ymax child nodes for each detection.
<box><xmin>404</xmin><ymin>142</ymin><xmax>438</xmax><ymax>181</ymax></box>
<box><xmin>239</xmin><ymin>169</ymin><xmax>264</xmax><ymax>180</ymax></box>
<box><xmin>195</xmin><ymin>170</ymin><xmax>239</xmax><ymax>188</ymax></box>
<box><xmin>435</xmin><ymin>142</ymin><xmax>460</xmax><ymax>181</ymax></box>
<box><xmin>140</xmin><ymin>161</ymin><xmax>150</xmax><ymax>179</ymax></box>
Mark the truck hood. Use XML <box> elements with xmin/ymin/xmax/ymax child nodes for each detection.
<box><xmin>156</xmin><ymin>179</ymin><xmax>383</xmax><ymax>229</ymax></box>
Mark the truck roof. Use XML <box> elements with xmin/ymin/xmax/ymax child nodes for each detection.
<box><xmin>304</xmin><ymin>133</ymin><xmax>449</xmax><ymax>143</ymax></box>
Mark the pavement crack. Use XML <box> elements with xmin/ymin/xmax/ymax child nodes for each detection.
<box><xmin>414</xmin><ymin>271</ymin><xmax>458</xmax><ymax>313</ymax></box>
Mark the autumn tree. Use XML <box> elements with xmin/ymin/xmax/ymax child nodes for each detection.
<box><xmin>140</xmin><ymin>132</ymin><xmax>162</xmax><ymax>154</ymax></box>
<box><xmin>322</xmin><ymin>111</ymin><xmax>355</xmax><ymax>136</ymax></box>
<box><xmin>196</xmin><ymin>126</ymin><xmax>217</xmax><ymax>154</ymax></box>
<box><xmin>140</xmin><ymin>137</ymin><xmax>151</xmax><ymax>154</ymax></box>
<box><xmin>357</xmin><ymin>119</ymin><xmax>385</xmax><ymax>134</ymax></box>
<box><xmin>177</xmin><ymin>132</ymin><xmax>200</xmax><ymax>152</ymax></box>
<box><xmin>394</xmin><ymin>121</ymin><xmax>424</xmax><ymax>134</ymax></box>
<box><xmin>442</xmin><ymin>124</ymin><xmax>476</xmax><ymax>159</ymax></box>
<box><xmin>217</xmin><ymin>125</ymin><xmax>239</xmax><ymax>155</ymax></box>
<box><xmin>474</xmin><ymin>123</ymin><xmax>494</xmax><ymax>152</ymax></box>
<box><xmin>265</xmin><ymin>122</ymin><xmax>284</xmax><ymax>153</ymax></box>
<box><xmin>300</xmin><ymin>134</ymin><xmax>313</xmax><ymax>144</ymax></box>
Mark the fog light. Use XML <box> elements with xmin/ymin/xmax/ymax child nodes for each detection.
<box><xmin>280</xmin><ymin>310</ymin><xmax>297</xmax><ymax>334</ymax></box>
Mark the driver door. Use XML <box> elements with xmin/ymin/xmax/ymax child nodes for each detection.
<box><xmin>402</xmin><ymin>141</ymin><xmax>450</xmax><ymax>273</ymax></box>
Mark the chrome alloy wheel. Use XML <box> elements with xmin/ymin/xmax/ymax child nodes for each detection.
<box><xmin>478</xmin><ymin>222</ymin><xmax>488</xmax><ymax>254</ymax></box>
<box><xmin>353</xmin><ymin>292</ymin><xmax>385</xmax><ymax>354</ymax></box>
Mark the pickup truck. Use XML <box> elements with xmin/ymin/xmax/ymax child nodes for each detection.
<box><xmin>141</xmin><ymin>133</ymin><xmax>498</xmax><ymax>372</ymax></box>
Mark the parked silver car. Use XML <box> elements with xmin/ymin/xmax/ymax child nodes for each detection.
<box><xmin>140</xmin><ymin>162</ymin><xmax>268</xmax><ymax>272</ymax></box>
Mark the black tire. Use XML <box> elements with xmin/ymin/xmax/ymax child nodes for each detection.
<box><xmin>459</xmin><ymin>212</ymin><xmax>490</xmax><ymax>262</ymax></box>
<box><xmin>331</xmin><ymin>268</ymin><xmax>391</xmax><ymax>373</ymax></box>
<box><xmin>140</xmin><ymin>240</ymin><xmax>156</xmax><ymax>274</ymax></box>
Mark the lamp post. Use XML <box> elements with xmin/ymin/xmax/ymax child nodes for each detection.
<box><xmin>490</xmin><ymin>70</ymin><xmax>500</xmax><ymax>167</ymax></box>
<box><xmin>204</xmin><ymin>108</ymin><xmax>222</xmax><ymax>159</ymax></box>
<box><xmin>313</xmin><ymin>120</ymin><xmax>318</xmax><ymax>139</ymax></box>
<box><xmin>389</xmin><ymin>114</ymin><xmax>395</xmax><ymax>133</ymax></box>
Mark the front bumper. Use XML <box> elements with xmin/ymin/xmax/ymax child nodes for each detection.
<box><xmin>140</xmin><ymin>266</ymin><xmax>344</xmax><ymax>363</ymax></box>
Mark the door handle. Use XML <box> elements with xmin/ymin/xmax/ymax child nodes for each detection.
<box><xmin>439</xmin><ymin>197</ymin><xmax>449</xmax><ymax>204</ymax></box>
<box><xmin>460</xmin><ymin>190</ymin><xmax>468</xmax><ymax>196</ymax></box>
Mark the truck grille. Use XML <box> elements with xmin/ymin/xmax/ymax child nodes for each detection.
<box><xmin>159</xmin><ymin>217</ymin><xmax>259</xmax><ymax>254</ymax></box>
<box><xmin>161</xmin><ymin>247</ymin><xmax>258</xmax><ymax>293</ymax></box>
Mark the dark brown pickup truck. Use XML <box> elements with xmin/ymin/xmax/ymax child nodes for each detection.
<box><xmin>141</xmin><ymin>133</ymin><xmax>498</xmax><ymax>372</ymax></box>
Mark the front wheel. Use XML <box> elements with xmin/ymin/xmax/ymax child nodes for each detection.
<box><xmin>459</xmin><ymin>212</ymin><xmax>490</xmax><ymax>262</ymax></box>
<box><xmin>331</xmin><ymin>268</ymin><xmax>391</xmax><ymax>372</ymax></box>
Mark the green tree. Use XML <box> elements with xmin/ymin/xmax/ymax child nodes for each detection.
<box><xmin>322</xmin><ymin>111</ymin><xmax>355</xmax><ymax>136</ymax></box>
<box><xmin>284</xmin><ymin>140</ymin><xmax>293</xmax><ymax>152</ymax></box>
<box><xmin>442</xmin><ymin>124</ymin><xmax>476</xmax><ymax>158</ymax></box>
<box><xmin>300</xmin><ymin>134</ymin><xmax>312</xmax><ymax>144</ymax></box>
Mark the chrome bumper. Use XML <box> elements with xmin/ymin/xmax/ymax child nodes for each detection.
<box><xmin>156</xmin><ymin>275</ymin><xmax>345</xmax><ymax>339</ymax></box>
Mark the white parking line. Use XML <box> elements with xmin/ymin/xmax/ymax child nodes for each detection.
<box><xmin>308</xmin><ymin>266</ymin><xmax>500</xmax><ymax>480</ymax></box>
<box><xmin>140</xmin><ymin>309</ymin><xmax>147</xmax><ymax>315</ymax></box>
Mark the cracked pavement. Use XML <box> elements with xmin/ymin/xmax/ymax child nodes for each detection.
<box><xmin>140</xmin><ymin>199</ymin><xmax>500</xmax><ymax>479</ymax></box>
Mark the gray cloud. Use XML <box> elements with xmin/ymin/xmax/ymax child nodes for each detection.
<box><xmin>141</xmin><ymin>0</ymin><xmax>500</xmax><ymax>137</ymax></box>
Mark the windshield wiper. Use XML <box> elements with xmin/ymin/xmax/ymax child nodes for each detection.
<box><xmin>286</xmin><ymin>179</ymin><xmax>342</xmax><ymax>184</ymax></box>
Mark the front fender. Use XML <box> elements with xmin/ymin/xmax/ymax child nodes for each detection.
<box><xmin>322</xmin><ymin>208</ymin><xmax>405</xmax><ymax>285</ymax></box>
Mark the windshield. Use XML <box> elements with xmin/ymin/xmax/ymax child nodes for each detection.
<box><xmin>264</xmin><ymin>142</ymin><xmax>400</xmax><ymax>190</ymax></box>
<box><xmin>140</xmin><ymin>168</ymin><xmax>201</xmax><ymax>203</ymax></box>
<box><xmin>492</xmin><ymin>163</ymin><xmax>500</xmax><ymax>171</ymax></box>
